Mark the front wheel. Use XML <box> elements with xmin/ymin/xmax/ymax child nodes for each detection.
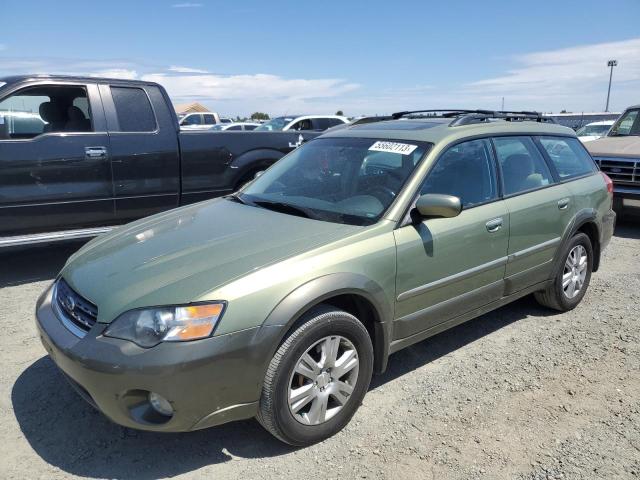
<box><xmin>257</xmin><ymin>306</ymin><xmax>373</xmax><ymax>446</ymax></box>
<box><xmin>534</xmin><ymin>232</ymin><xmax>593</xmax><ymax>311</ymax></box>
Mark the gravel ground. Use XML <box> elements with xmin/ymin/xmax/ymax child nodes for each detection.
<box><xmin>1</xmin><ymin>222</ymin><xmax>638</xmax><ymax>480</ymax></box>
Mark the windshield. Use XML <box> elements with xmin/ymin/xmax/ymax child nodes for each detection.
<box><xmin>609</xmin><ymin>109</ymin><xmax>640</xmax><ymax>137</ymax></box>
<box><xmin>576</xmin><ymin>124</ymin><xmax>611</xmax><ymax>136</ymax></box>
<box><xmin>254</xmin><ymin>117</ymin><xmax>294</xmax><ymax>131</ymax></box>
<box><xmin>239</xmin><ymin>137</ymin><xmax>431</xmax><ymax>225</ymax></box>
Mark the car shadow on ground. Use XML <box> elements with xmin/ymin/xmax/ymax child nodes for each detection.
<box><xmin>13</xmin><ymin>295</ymin><xmax>553</xmax><ymax>479</ymax></box>
<box><xmin>614</xmin><ymin>218</ymin><xmax>640</xmax><ymax>240</ymax></box>
<box><xmin>0</xmin><ymin>240</ymin><xmax>88</xmax><ymax>288</ymax></box>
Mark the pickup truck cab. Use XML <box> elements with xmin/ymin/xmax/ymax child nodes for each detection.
<box><xmin>178</xmin><ymin>111</ymin><xmax>221</xmax><ymax>129</ymax></box>
<box><xmin>0</xmin><ymin>75</ymin><xmax>330</xmax><ymax>247</ymax></box>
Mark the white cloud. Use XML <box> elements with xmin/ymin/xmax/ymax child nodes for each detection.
<box><xmin>466</xmin><ymin>38</ymin><xmax>640</xmax><ymax>112</ymax></box>
<box><xmin>89</xmin><ymin>68</ymin><xmax>138</xmax><ymax>79</ymax></box>
<box><xmin>169</xmin><ymin>66</ymin><xmax>209</xmax><ymax>74</ymax></box>
<box><xmin>171</xmin><ymin>2</ymin><xmax>202</xmax><ymax>7</ymax></box>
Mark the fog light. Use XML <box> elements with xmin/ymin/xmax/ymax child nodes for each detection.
<box><xmin>148</xmin><ymin>392</ymin><xmax>173</xmax><ymax>417</ymax></box>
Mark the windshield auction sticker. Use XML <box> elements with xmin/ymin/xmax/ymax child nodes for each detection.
<box><xmin>369</xmin><ymin>141</ymin><xmax>418</xmax><ymax>155</ymax></box>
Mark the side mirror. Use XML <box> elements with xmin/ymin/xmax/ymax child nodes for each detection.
<box><xmin>415</xmin><ymin>194</ymin><xmax>462</xmax><ymax>218</ymax></box>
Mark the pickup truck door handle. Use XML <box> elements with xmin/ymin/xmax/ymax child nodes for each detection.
<box><xmin>557</xmin><ymin>198</ymin><xmax>570</xmax><ymax>210</ymax></box>
<box><xmin>85</xmin><ymin>146</ymin><xmax>108</xmax><ymax>159</ymax></box>
<box><xmin>486</xmin><ymin>217</ymin><xmax>503</xmax><ymax>233</ymax></box>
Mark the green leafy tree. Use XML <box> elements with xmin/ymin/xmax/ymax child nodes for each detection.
<box><xmin>335</xmin><ymin>110</ymin><xmax>344</xmax><ymax>116</ymax></box>
<box><xmin>251</xmin><ymin>112</ymin><xmax>270</xmax><ymax>121</ymax></box>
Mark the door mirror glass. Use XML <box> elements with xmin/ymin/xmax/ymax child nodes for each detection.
<box><xmin>415</xmin><ymin>194</ymin><xmax>461</xmax><ymax>218</ymax></box>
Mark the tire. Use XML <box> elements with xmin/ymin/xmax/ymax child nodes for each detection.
<box><xmin>534</xmin><ymin>232</ymin><xmax>593</xmax><ymax>311</ymax></box>
<box><xmin>257</xmin><ymin>305</ymin><xmax>374</xmax><ymax>446</ymax></box>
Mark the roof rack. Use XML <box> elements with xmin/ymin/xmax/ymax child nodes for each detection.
<box><xmin>391</xmin><ymin>109</ymin><xmax>556</xmax><ymax>126</ymax></box>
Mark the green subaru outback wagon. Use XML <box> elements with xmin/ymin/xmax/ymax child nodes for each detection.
<box><xmin>36</xmin><ymin>110</ymin><xmax>615</xmax><ymax>445</ymax></box>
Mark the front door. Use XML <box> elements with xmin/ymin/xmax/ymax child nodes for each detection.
<box><xmin>0</xmin><ymin>82</ymin><xmax>114</xmax><ymax>237</ymax></box>
<box><xmin>393</xmin><ymin>138</ymin><xmax>509</xmax><ymax>340</ymax></box>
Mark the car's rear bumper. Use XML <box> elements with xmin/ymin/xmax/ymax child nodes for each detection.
<box><xmin>35</xmin><ymin>283</ymin><xmax>283</xmax><ymax>432</ymax></box>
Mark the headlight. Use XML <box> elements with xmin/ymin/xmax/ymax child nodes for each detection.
<box><xmin>103</xmin><ymin>303</ymin><xmax>225</xmax><ymax>348</ymax></box>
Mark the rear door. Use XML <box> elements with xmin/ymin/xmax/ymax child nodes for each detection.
<box><xmin>0</xmin><ymin>81</ymin><xmax>114</xmax><ymax>237</ymax></box>
<box><xmin>492</xmin><ymin>136</ymin><xmax>573</xmax><ymax>294</ymax></box>
<box><xmin>99</xmin><ymin>83</ymin><xmax>180</xmax><ymax>222</ymax></box>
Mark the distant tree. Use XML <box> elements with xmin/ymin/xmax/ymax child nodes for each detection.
<box><xmin>251</xmin><ymin>112</ymin><xmax>270</xmax><ymax>121</ymax></box>
<box><xmin>335</xmin><ymin>110</ymin><xmax>344</xmax><ymax>116</ymax></box>
<box><xmin>560</xmin><ymin>109</ymin><xmax>568</xmax><ymax>114</ymax></box>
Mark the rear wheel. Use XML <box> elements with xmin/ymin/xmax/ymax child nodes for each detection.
<box><xmin>257</xmin><ymin>306</ymin><xmax>373</xmax><ymax>446</ymax></box>
<box><xmin>534</xmin><ymin>232</ymin><xmax>593</xmax><ymax>311</ymax></box>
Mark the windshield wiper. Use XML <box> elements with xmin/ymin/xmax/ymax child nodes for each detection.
<box><xmin>253</xmin><ymin>200</ymin><xmax>317</xmax><ymax>219</ymax></box>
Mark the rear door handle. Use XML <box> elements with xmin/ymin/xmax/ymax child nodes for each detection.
<box><xmin>85</xmin><ymin>146</ymin><xmax>108</xmax><ymax>159</ymax></box>
<box><xmin>486</xmin><ymin>217</ymin><xmax>503</xmax><ymax>233</ymax></box>
<box><xmin>558</xmin><ymin>198</ymin><xmax>570</xmax><ymax>210</ymax></box>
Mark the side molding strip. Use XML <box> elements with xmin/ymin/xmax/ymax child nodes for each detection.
<box><xmin>507</xmin><ymin>237</ymin><xmax>561</xmax><ymax>262</ymax></box>
<box><xmin>396</xmin><ymin>256</ymin><xmax>508</xmax><ymax>302</ymax></box>
<box><xmin>0</xmin><ymin>226</ymin><xmax>115</xmax><ymax>248</ymax></box>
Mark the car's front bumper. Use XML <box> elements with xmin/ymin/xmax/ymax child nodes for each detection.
<box><xmin>35</xmin><ymin>284</ymin><xmax>283</xmax><ymax>432</ymax></box>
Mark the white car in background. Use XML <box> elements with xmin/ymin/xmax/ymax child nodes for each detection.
<box><xmin>209</xmin><ymin>122</ymin><xmax>260</xmax><ymax>131</ymax></box>
<box><xmin>576</xmin><ymin>120</ymin><xmax>615</xmax><ymax>143</ymax></box>
<box><xmin>254</xmin><ymin>115</ymin><xmax>349</xmax><ymax>132</ymax></box>
<box><xmin>179</xmin><ymin>112</ymin><xmax>224</xmax><ymax>130</ymax></box>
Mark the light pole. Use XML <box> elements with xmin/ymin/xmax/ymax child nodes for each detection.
<box><xmin>605</xmin><ymin>59</ymin><xmax>617</xmax><ymax>112</ymax></box>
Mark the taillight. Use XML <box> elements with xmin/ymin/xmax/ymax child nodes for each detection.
<box><xmin>601</xmin><ymin>172</ymin><xmax>614</xmax><ymax>195</ymax></box>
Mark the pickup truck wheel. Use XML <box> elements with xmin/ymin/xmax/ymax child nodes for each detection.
<box><xmin>257</xmin><ymin>306</ymin><xmax>373</xmax><ymax>446</ymax></box>
<box><xmin>534</xmin><ymin>233</ymin><xmax>593</xmax><ymax>311</ymax></box>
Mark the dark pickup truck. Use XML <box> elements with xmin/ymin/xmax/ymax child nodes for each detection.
<box><xmin>0</xmin><ymin>75</ymin><xmax>327</xmax><ymax>247</ymax></box>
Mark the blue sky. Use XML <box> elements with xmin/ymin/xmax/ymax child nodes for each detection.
<box><xmin>2</xmin><ymin>0</ymin><xmax>639</xmax><ymax>116</ymax></box>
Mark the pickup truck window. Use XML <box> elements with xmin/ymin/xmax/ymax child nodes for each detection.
<box><xmin>204</xmin><ymin>114</ymin><xmax>216</xmax><ymax>125</ymax></box>
<box><xmin>110</xmin><ymin>86</ymin><xmax>156</xmax><ymax>132</ymax></box>
<box><xmin>609</xmin><ymin>108</ymin><xmax>639</xmax><ymax>136</ymax></box>
<box><xmin>0</xmin><ymin>85</ymin><xmax>92</xmax><ymax>140</ymax></box>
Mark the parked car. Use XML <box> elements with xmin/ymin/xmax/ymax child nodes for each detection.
<box><xmin>0</xmin><ymin>75</ymin><xmax>331</xmax><ymax>247</ymax></box>
<box><xmin>178</xmin><ymin>111</ymin><xmax>221</xmax><ymax>130</ymax></box>
<box><xmin>36</xmin><ymin>109</ymin><xmax>615</xmax><ymax>445</ymax></box>
<box><xmin>254</xmin><ymin>115</ymin><xmax>348</xmax><ymax>132</ymax></box>
<box><xmin>209</xmin><ymin>122</ymin><xmax>260</xmax><ymax>131</ymax></box>
<box><xmin>576</xmin><ymin>120</ymin><xmax>615</xmax><ymax>143</ymax></box>
<box><xmin>586</xmin><ymin>105</ymin><xmax>640</xmax><ymax>217</ymax></box>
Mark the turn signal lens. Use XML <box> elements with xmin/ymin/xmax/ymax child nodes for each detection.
<box><xmin>165</xmin><ymin>304</ymin><xmax>225</xmax><ymax>341</ymax></box>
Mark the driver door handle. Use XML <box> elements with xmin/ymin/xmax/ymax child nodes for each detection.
<box><xmin>486</xmin><ymin>217</ymin><xmax>503</xmax><ymax>233</ymax></box>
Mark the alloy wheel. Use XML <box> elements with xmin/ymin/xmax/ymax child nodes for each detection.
<box><xmin>288</xmin><ymin>335</ymin><xmax>359</xmax><ymax>425</ymax></box>
<box><xmin>562</xmin><ymin>244</ymin><xmax>588</xmax><ymax>299</ymax></box>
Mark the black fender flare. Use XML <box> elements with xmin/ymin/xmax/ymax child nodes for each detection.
<box><xmin>551</xmin><ymin>208</ymin><xmax>601</xmax><ymax>278</ymax></box>
<box><xmin>260</xmin><ymin>273</ymin><xmax>394</xmax><ymax>374</ymax></box>
<box><xmin>229</xmin><ymin>148</ymin><xmax>285</xmax><ymax>186</ymax></box>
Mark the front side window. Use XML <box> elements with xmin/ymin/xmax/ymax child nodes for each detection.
<box><xmin>239</xmin><ymin>137</ymin><xmax>430</xmax><ymax>225</ymax></box>
<box><xmin>609</xmin><ymin>109</ymin><xmax>639</xmax><ymax>136</ymax></box>
<box><xmin>493</xmin><ymin>136</ymin><xmax>553</xmax><ymax>196</ymax></box>
<box><xmin>420</xmin><ymin>139</ymin><xmax>498</xmax><ymax>208</ymax></box>
<box><xmin>538</xmin><ymin>136</ymin><xmax>597</xmax><ymax>180</ymax></box>
<box><xmin>110</xmin><ymin>86</ymin><xmax>156</xmax><ymax>132</ymax></box>
<box><xmin>0</xmin><ymin>85</ymin><xmax>92</xmax><ymax>140</ymax></box>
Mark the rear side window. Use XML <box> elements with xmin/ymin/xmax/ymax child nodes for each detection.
<box><xmin>538</xmin><ymin>136</ymin><xmax>597</xmax><ymax>180</ymax></box>
<box><xmin>203</xmin><ymin>114</ymin><xmax>215</xmax><ymax>125</ymax></box>
<box><xmin>493</xmin><ymin>136</ymin><xmax>553</xmax><ymax>196</ymax></box>
<box><xmin>420</xmin><ymin>138</ymin><xmax>498</xmax><ymax>208</ymax></box>
<box><xmin>110</xmin><ymin>86</ymin><xmax>156</xmax><ymax>132</ymax></box>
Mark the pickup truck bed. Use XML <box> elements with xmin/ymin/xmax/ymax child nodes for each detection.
<box><xmin>0</xmin><ymin>75</ymin><xmax>322</xmax><ymax>246</ymax></box>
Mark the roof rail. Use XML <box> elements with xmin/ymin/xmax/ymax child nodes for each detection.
<box><xmin>391</xmin><ymin>109</ymin><xmax>555</xmax><ymax>126</ymax></box>
<box><xmin>391</xmin><ymin>109</ymin><xmax>493</xmax><ymax>120</ymax></box>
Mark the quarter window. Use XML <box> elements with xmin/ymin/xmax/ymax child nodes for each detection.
<box><xmin>493</xmin><ymin>136</ymin><xmax>553</xmax><ymax>196</ymax></box>
<box><xmin>110</xmin><ymin>86</ymin><xmax>156</xmax><ymax>132</ymax></box>
<box><xmin>420</xmin><ymin>138</ymin><xmax>498</xmax><ymax>208</ymax></box>
<box><xmin>538</xmin><ymin>136</ymin><xmax>597</xmax><ymax>179</ymax></box>
<box><xmin>0</xmin><ymin>85</ymin><xmax>92</xmax><ymax>140</ymax></box>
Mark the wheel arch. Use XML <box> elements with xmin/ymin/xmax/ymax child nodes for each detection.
<box><xmin>230</xmin><ymin>148</ymin><xmax>284</xmax><ymax>188</ymax></box>
<box><xmin>262</xmin><ymin>273</ymin><xmax>394</xmax><ymax>374</ymax></box>
<box><xmin>555</xmin><ymin>208</ymin><xmax>601</xmax><ymax>276</ymax></box>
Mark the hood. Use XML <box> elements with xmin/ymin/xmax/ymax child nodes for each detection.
<box><xmin>62</xmin><ymin>198</ymin><xmax>357</xmax><ymax>323</ymax></box>
<box><xmin>586</xmin><ymin>136</ymin><xmax>640</xmax><ymax>157</ymax></box>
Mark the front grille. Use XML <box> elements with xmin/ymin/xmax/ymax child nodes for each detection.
<box><xmin>55</xmin><ymin>278</ymin><xmax>98</xmax><ymax>332</ymax></box>
<box><xmin>596</xmin><ymin>157</ymin><xmax>639</xmax><ymax>186</ymax></box>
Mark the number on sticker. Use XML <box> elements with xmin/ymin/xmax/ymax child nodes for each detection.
<box><xmin>369</xmin><ymin>141</ymin><xmax>418</xmax><ymax>155</ymax></box>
